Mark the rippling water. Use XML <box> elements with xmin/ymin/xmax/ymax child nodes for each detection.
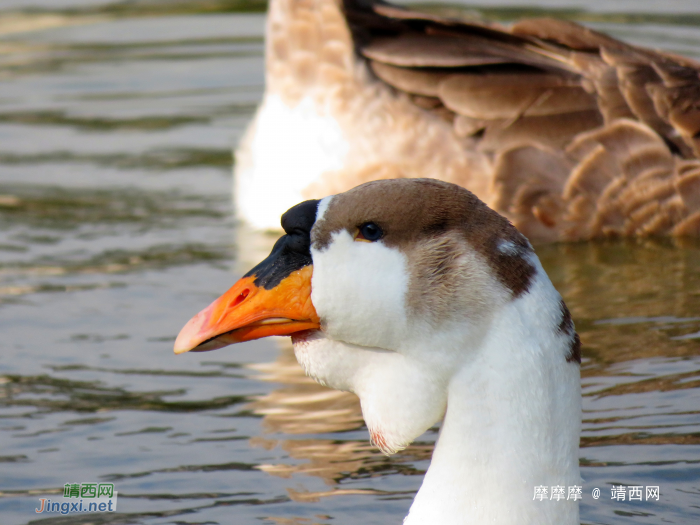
<box><xmin>1</xmin><ymin>1</ymin><xmax>699</xmax><ymax>524</ymax></box>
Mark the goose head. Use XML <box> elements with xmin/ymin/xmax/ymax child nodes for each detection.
<box><xmin>175</xmin><ymin>178</ymin><xmax>581</xmax><ymax>524</ymax></box>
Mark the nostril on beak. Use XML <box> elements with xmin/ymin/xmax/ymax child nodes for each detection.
<box><xmin>231</xmin><ymin>289</ymin><xmax>249</xmax><ymax>308</ymax></box>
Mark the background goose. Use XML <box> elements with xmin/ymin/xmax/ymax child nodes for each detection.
<box><xmin>177</xmin><ymin>178</ymin><xmax>582</xmax><ymax>524</ymax></box>
<box><xmin>235</xmin><ymin>0</ymin><xmax>700</xmax><ymax>242</ymax></box>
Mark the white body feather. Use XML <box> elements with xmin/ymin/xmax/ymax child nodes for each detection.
<box><xmin>234</xmin><ymin>95</ymin><xmax>349</xmax><ymax>230</ymax></box>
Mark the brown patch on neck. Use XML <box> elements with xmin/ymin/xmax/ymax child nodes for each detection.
<box><xmin>405</xmin><ymin>231</ymin><xmax>496</xmax><ymax>325</ymax></box>
<box><xmin>487</xmin><ymin>236</ymin><xmax>536</xmax><ymax>298</ymax></box>
<box><xmin>312</xmin><ymin>178</ymin><xmax>535</xmax><ymax>298</ymax></box>
<box><xmin>557</xmin><ymin>299</ymin><xmax>582</xmax><ymax>364</ymax></box>
<box><xmin>567</xmin><ymin>334</ymin><xmax>582</xmax><ymax>364</ymax></box>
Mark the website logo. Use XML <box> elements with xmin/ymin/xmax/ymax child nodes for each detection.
<box><xmin>35</xmin><ymin>483</ymin><xmax>118</xmax><ymax>515</ymax></box>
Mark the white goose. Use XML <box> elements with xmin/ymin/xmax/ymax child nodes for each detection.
<box><xmin>176</xmin><ymin>178</ymin><xmax>582</xmax><ymax>524</ymax></box>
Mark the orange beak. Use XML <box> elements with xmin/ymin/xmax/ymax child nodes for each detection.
<box><xmin>174</xmin><ymin>265</ymin><xmax>319</xmax><ymax>354</ymax></box>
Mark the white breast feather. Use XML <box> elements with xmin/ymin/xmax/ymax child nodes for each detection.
<box><xmin>234</xmin><ymin>94</ymin><xmax>349</xmax><ymax>230</ymax></box>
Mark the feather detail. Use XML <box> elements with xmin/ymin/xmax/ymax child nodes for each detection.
<box><xmin>236</xmin><ymin>0</ymin><xmax>700</xmax><ymax>241</ymax></box>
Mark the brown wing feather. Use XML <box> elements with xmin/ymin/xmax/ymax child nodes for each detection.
<box><xmin>264</xmin><ymin>0</ymin><xmax>700</xmax><ymax>242</ymax></box>
<box><xmin>341</xmin><ymin>0</ymin><xmax>700</xmax><ymax>241</ymax></box>
<box><xmin>362</xmin><ymin>34</ymin><xmax>514</xmax><ymax>67</ymax></box>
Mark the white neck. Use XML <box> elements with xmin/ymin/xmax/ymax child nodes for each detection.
<box><xmin>405</xmin><ymin>274</ymin><xmax>582</xmax><ymax>525</ymax></box>
<box><xmin>298</xmin><ymin>243</ymin><xmax>582</xmax><ymax>524</ymax></box>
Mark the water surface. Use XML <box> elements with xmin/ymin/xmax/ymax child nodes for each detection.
<box><xmin>1</xmin><ymin>1</ymin><xmax>699</xmax><ymax>524</ymax></box>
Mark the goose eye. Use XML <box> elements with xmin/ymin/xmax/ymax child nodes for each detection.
<box><xmin>356</xmin><ymin>222</ymin><xmax>383</xmax><ymax>242</ymax></box>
